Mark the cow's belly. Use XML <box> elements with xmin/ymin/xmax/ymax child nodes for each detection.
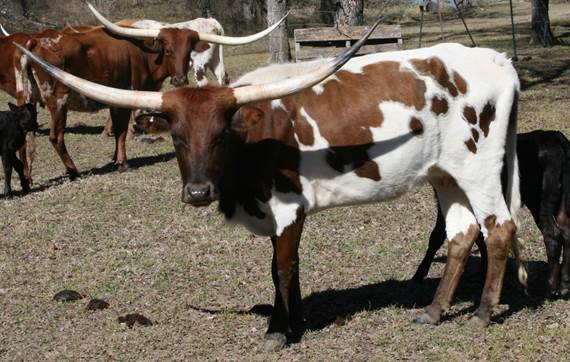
<box><xmin>304</xmin><ymin>139</ymin><xmax>433</xmax><ymax>212</ymax></box>
<box><xmin>229</xmin><ymin>122</ymin><xmax>438</xmax><ymax>237</ymax></box>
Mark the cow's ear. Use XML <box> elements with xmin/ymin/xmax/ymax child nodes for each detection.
<box><xmin>8</xmin><ymin>102</ymin><xmax>18</xmax><ymax>111</ymax></box>
<box><xmin>193</xmin><ymin>40</ymin><xmax>210</xmax><ymax>53</ymax></box>
<box><xmin>231</xmin><ymin>106</ymin><xmax>264</xmax><ymax>134</ymax></box>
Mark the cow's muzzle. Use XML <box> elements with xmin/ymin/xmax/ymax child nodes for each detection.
<box><xmin>171</xmin><ymin>74</ymin><xmax>189</xmax><ymax>87</ymax></box>
<box><xmin>182</xmin><ymin>182</ymin><xmax>216</xmax><ymax>206</ymax></box>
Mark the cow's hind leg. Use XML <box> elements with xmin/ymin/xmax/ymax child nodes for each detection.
<box><xmin>415</xmin><ymin>172</ymin><xmax>480</xmax><ymax>324</ymax></box>
<box><xmin>471</xmin><ymin>214</ymin><xmax>516</xmax><ymax>326</ymax></box>
<box><xmin>264</xmin><ymin>210</ymin><xmax>306</xmax><ymax>351</ymax></box>
<box><xmin>110</xmin><ymin>108</ymin><xmax>131</xmax><ymax>172</ymax></box>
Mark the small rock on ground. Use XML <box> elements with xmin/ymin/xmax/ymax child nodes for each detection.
<box><xmin>118</xmin><ymin>313</ymin><xmax>152</xmax><ymax>328</ymax></box>
<box><xmin>53</xmin><ymin>290</ymin><xmax>84</xmax><ymax>302</ymax></box>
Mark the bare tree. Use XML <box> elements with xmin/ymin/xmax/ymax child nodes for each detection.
<box><xmin>334</xmin><ymin>0</ymin><xmax>364</xmax><ymax>29</ymax></box>
<box><xmin>267</xmin><ymin>0</ymin><xmax>291</xmax><ymax>63</ymax></box>
<box><xmin>530</xmin><ymin>0</ymin><xmax>557</xmax><ymax>46</ymax></box>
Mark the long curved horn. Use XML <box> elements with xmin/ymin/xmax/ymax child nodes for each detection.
<box><xmin>87</xmin><ymin>2</ymin><xmax>287</xmax><ymax>45</ymax></box>
<box><xmin>87</xmin><ymin>3</ymin><xmax>160</xmax><ymax>38</ymax></box>
<box><xmin>14</xmin><ymin>43</ymin><xmax>164</xmax><ymax>111</ymax></box>
<box><xmin>0</xmin><ymin>24</ymin><xmax>10</xmax><ymax>36</ymax></box>
<box><xmin>233</xmin><ymin>18</ymin><xmax>383</xmax><ymax>106</ymax></box>
<box><xmin>194</xmin><ymin>12</ymin><xmax>288</xmax><ymax>45</ymax></box>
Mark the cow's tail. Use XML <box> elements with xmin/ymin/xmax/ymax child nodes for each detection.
<box><xmin>505</xmin><ymin>90</ymin><xmax>527</xmax><ymax>288</ymax></box>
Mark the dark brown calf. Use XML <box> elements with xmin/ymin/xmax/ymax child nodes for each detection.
<box><xmin>413</xmin><ymin>130</ymin><xmax>570</xmax><ymax>298</ymax></box>
<box><xmin>0</xmin><ymin>103</ymin><xmax>38</xmax><ymax>196</ymax></box>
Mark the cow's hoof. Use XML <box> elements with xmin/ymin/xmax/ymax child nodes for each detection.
<box><xmin>117</xmin><ymin>163</ymin><xmax>130</xmax><ymax>173</ymax></box>
<box><xmin>262</xmin><ymin>333</ymin><xmax>286</xmax><ymax>352</ymax></box>
<box><xmin>67</xmin><ymin>169</ymin><xmax>80</xmax><ymax>181</ymax></box>
<box><xmin>414</xmin><ymin>311</ymin><xmax>439</xmax><ymax>325</ymax></box>
<box><xmin>548</xmin><ymin>289</ymin><xmax>561</xmax><ymax>300</ymax></box>
<box><xmin>468</xmin><ymin>314</ymin><xmax>489</xmax><ymax>328</ymax></box>
<box><xmin>560</xmin><ymin>287</ymin><xmax>570</xmax><ymax>299</ymax></box>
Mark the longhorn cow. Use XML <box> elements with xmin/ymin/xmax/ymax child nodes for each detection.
<box><xmin>17</xmin><ymin>19</ymin><xmax>525</xmax><ymax>350</ymax></box>
<box><xmin>13</xmin><ymin>4</ymin><xmax>284</xmax><ymax>179</ymax></box>
<box><xmin>0</xmin><ymin>26</ymin><xmax>88</xmax><ymax>186</ymax></box>
<box><xmin>115</xmin><ymin>17</ymin><xmax>229</xmax><ymax>87</ymax></box>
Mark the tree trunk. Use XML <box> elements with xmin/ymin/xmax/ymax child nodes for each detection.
<box><xmin>334</xmin><ymin>0</ymin><xmax>364</xmax><ymax>29</ymax></box>
<box><xmin>530</xmin><ymin>0</ymin><xmax>557</xmax><ymax>47</ymax></box>
<box><xmin>267</xmin><ymin>0</ymin><xmax>291</xmax><ymax>63</ymax></box>
<box><xmin>196</xmin><ymin>0</ymin><xmax>214</xmax><ymax>18</ymax></box>
<box><xmin>319</xmin><ymin>0</ymin><xmax>335</xmax><ymax>26</ymax></box>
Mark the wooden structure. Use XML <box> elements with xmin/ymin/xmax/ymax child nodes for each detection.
<box><xmin>293</xmin><ymin>25</ymin><xmax>402</xmax><ymax>62</ymax></box>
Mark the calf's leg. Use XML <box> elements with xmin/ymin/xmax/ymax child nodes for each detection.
<box><xmin>2</xmin><ymin>153</ymin><xmax>14</xmax><ymax>196</ymax></box>
<box><xmin>412</xmin><ymin>207</ymin><xmax>446</xmax><ymax>282</ymax></box>
<box><xmin>264</xmin><ymin>209</ymin><xmax>306</xmax><ymax>351</ymax></box>
<box><xmin>557</xmin><ymin>205</ymin><xmax>570</xmax><ymax>297</ymax></box>
<box><xmin>10</xmin><ymin>152</ymin><xmax>30</xmax><ymax>194</ymax></box>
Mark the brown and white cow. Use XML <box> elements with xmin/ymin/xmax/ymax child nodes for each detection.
<box><xmin>17</xmin><ymin>19</ymin><xmax>525</xmax><ymax>350</ymax></box>
<box><xmin>14</xmin><ymin>4</ymin><xmax>285</xmax><ymax>179</ymax></box>
<box><xmin>116</xmin><ymin>17</ymin><xmax>230</xmax><ymax>87</ymax></box>
<box><xmin>0</xmin><ymin>27</ymin><xmax>71</xmax><ymax>186</ymax></box>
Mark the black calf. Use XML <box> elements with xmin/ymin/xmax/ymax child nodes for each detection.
<box><xmin>413</xmin><ymin>130</ymin><xmax>570</xmax><ymax>298</ymax></box>
<box><xmin>0</xmin><ymin>103</ymin><xmax>38</xmax><ymax>197</ymax></box>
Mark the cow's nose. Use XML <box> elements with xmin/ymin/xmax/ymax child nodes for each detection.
<box><xmin>182</xmin><ymin>182</ymin><xmax>214</xmax><ymax>206</ymax></box>
<box><xmin>171</xmin><ymin>75</ymin><xmax>188</xmax><ymax>86</ymax></box>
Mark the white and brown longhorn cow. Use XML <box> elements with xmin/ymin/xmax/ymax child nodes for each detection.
<box><xmin>116</xmin><ymin>17</ymin><xmax>229</xmax><ymax>87</ymax></box>
<box><xmin>17</xmin><ymin>19</ymin><xmax>526</xmax><ymax>350</ymax></box>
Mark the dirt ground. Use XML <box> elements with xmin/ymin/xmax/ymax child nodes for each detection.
<box><xmin>1</xmin><ymin>1</ymin><xmax>570</xmax><ymax>361</ymax></box>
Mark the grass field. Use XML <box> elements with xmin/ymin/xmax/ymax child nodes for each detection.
<box><xmin>1</xmin><ymin>1</ymin><xmax>570</xmax><ymax>360</ymax></box>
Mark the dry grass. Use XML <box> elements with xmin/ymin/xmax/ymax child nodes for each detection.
<box><xmin>1</xmin><ymin>1</ymin><xmax>570</xmax><ymax>360</ymax></box>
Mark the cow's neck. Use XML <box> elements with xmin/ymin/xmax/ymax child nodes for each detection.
<box><xmin>218</xmin><ymin>100</ymin><xmax>302</xmax><ymax>220</ymax></box>
<box><xmin>146</xmin><ymin>53</ymin><xmax>170</xmax><ymax>90</ymax></box>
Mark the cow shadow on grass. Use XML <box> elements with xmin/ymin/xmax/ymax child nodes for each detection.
<box><xmin>35</xmin><ymin>124</ymin><xmax>105</xmax><ymax>136</ymax></box>
<box><xmin>22</xmin><ymin>152</ymin><xmax>176</xmax><ymax>195</ymax></box>
<box><xmin>299</xmin><ymin>256</ymin><xmax>550</xmax><ymax>334</ymax></box>
<box><xmin>190</xmin><ymin>255</ymin><xmax>552</xmax><ymax>343</ymax></box>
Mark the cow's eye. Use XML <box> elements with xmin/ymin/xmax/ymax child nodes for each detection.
<box><xmin>212</xmin><ymin>129</ymin><xmax>230</xmax><ymax>147</ymax></box>
<box><xmin>165</xmin><ymin>49</ymin><xmax>173</xmax><ymax>56</ymax></box>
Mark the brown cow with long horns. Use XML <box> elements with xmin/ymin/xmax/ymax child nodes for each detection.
<box><xmin>14</xmin><ymin>3</ymin><xmax>285</xmax><ymax>179</ymax></box>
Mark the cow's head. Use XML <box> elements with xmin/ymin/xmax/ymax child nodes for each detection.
<box><xmin>8</xmin><ymin>102</ymin><xmax>38</xmax><ymax>132</ymax></box>
<box><xmin>87</xmin><ymin>3</ymin><xmax>288</xmax><ymax>87</ymax></box>
<box><xmin>16</xmin><ymin>19</ymin><xmax>381</xmax><ymax>206</ymax></box>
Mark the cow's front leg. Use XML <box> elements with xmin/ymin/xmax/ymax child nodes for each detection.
<box><xmin>110</xmin><ymin>108</ymin><xmax>131</xmax><ymax>172</ymax></box>
<box><xmin>264</xmin><ymin>209</ymin><xmax>306</xmax><ymax>352</ymax></box>
<box><xmin>48</xmin><ymin>103</ymin><xmax>79</xmax><ymax>179</ymax></box>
